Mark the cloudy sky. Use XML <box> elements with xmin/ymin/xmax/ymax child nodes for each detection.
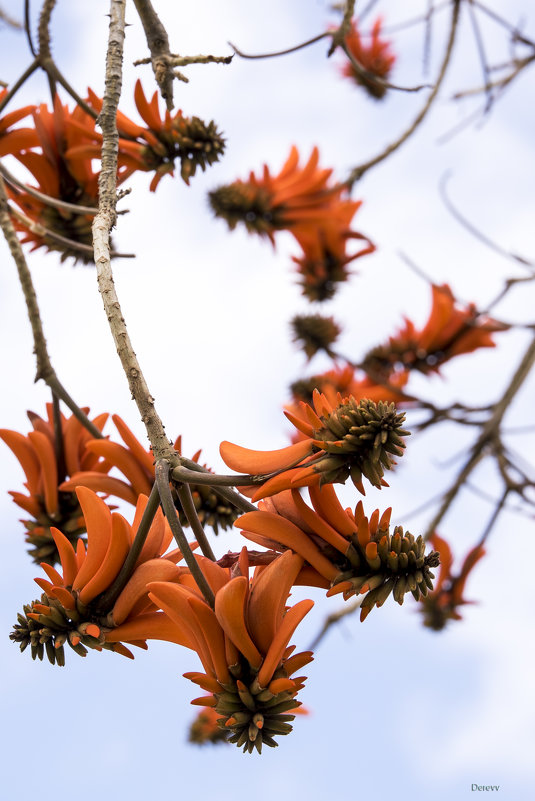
<box><xmin>1</xmin><ymin>2</ymin><xmax>534</xmax><ymax>800</ymax></box>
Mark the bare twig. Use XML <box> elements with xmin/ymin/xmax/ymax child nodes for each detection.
<box><xmin>340</xmin><ymin>41</ymin><xmax>432</xmax><ymax>93</ymax></box>
<box><xmin>0</xmin><ymin>58</ymin><xmax>39</xmax><ymax>114</ymax></box>
<box><xmin>9</xmin><ymin>204</ymin><xmax>135</xmax><ymax>259</ymax></box>
<box><xmin>346</xmin><ymin>0</ymin><xmax>461</xmax><ymax>185</ymax></box>
<box><xmin>309</xmin><ymin>597</ymin><xmax>362</xmax><ymax>651</ymax></box>
<box><xmin>0</xmin><ymin>176</ymin><xmax>104</xmax><ymax>438</ymax></box>
<box><xmin>0</xmin><ymin>162</ymin><xmax>100</xmax><ymax>216</ymax></box>
<box><xmin>467</xmin><ymin>0</ymin><xmax>494</xmax><ymax>112</ymax></box>
<box><xmin>24</xmin><ymin>0</ymin><xmax>37</xmax><ymax>56</ymax></box>
<box><xmin>229</xmin><ymin>33</ymin><xmax>329</xmax><ymax>60</ymax></box>
<box><xmin>423</xmin><ymin>333</ymin><xmax>535</xmax><ymax>539</ymax></box>
<box><xmin>440</xmin><ymin>172</ymin><xmax>535</xmax><ymax>270</ymax></box>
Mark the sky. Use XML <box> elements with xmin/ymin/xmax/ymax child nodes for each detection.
<box><xmin>1</xmin><ymin>2</ymin><xmax>534</xmax><ymax>800</ymax></box>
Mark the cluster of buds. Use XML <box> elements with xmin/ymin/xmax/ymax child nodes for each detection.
<box><xmin>307</xmin><ymin>397</ymin><xmax>409</xmax><ymax>491</ymax></box>
<box><xmin>206</xmin><ymin>655</ymin><xmax>308</xmax><ymax>754</ymax></box>
<box><xmin>221</xmin><ymin>392</ymin><xmax>409</xmax><ymax>501</ymax></box>
<box><xmin>11</xmin><ymin>593</ymin><xmax>116</xmax><ymax>665</ymax></box>
<box><xmin>291</xmin><ymin>313</ymin><xmax>341</xmax><ymax>361</ymax></box>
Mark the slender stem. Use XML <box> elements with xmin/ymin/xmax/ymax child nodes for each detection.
<box><xmin>175</xmin><ymin>483</ymin><xmax>216</xmax><ymax>561</ymax></box>
<box><xmin>9</xmin><ymin>203</ymin><xmax>134</xmax><ymax>259</ymax></box>
<box><xmin>172</xmin><ymin>464</ymin><xmax>261</xmax><ymax>487</ymax></box>
<box><xmin>0</xmin><ymin>162</ymin><xmax>99</xmax><ymax>215</ymax></box>
<box><xmin>0</xmin><ymin>59</ymin><xmax>39</xmax><ymax>114</ymax></box>
<box><xmin>44</xmin><ymin>61</ymin><xmax>99</xmax><ymax>119</ymax></box>
<box><xmin>155</xmin><ymin>461</ymin><xmax>215</xmax><ymax>607</ymax></box>
<box><xmin>93</xmin><ymin>0</ymin><xmax>175</xmax><ymax>463</ymax></box>
<box><xmin>51</xmin><ymin>390</ymin><xmax>67</xmax><ymax>484</ymax></box>
<box><xmin>95</xmin><ymin>481</ymin><xmax>161</xmax><ymax>613</ymax></box>
<box><xmin>423</xmin><ymin>333</ymin><xmax>535</xmax><ymax>538</ymax></box>
<box><xmin>25</xmin><ymin>0</ymin><xmax>37</xmax><ymax>57</ymax></box>
<box><xmin>229</xmin><ymin>33</ymin><xmax>328</xmax><ymax>60</ymax></box>
<box><xmin>346</xmin><ymin>0</ymin><xmax>461</xmax><ymax>185</ymax></box>
<box><xmin>476</xmin><ymin>487</ymin><xmax>510</xmax><ymax>548</ymax></box>
<box><xmin>308</xmin><ymin>597</ymin><xmax>362</xmax><ymax>651</ymax></box>
<box><xmin>0</xmin><ymin>176</ymin><xmax>104</xmax><ymax>439</ymax></box>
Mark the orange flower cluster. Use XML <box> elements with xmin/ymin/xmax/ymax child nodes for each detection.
<box><xmin>10</xmin><ymin>487</ymin><xmax>188</xmax><ymax>664</ymax></box>
<box><xmin>420</xmin><ymin>534</ymin><xmax>486</xmax><ymax>630</ymax></box>
<box><xmin>221</xmin><ymin>389</ymin><xmax>409</xmax><ymax>499</ymax></box>
<box><xmin>237</xmin><ymin>484</ymin><xmax>439</xmax><ymax>621</ymax></box>
<box><xmin>5</xmin><ymin>96</ymin><xmax>102</xmax><ymax>262</ymax></box>
<box><xmin>11</xmin><ymin>485</ymin><xmax>314</xmax><ymax>753</ymax></box>
<box><xmin>209</xmin><ymin>146</ymin><xmax>375</xmax><ymax>300</ymax></box>
<box><xmin>363</xmin><ymin>284</ymin><xmax>509</xmax><ymax>378</ymax></box>
<box><xmin>68</xmin><ymin>80</ymin><xmax>225</xmax><ymax>191</ymax></box>
<box><xmin>340</xmin><ymin>18</ymin><xmax>396</xmax><ymax>99</ymax></box>
<box><xmin>148</xmin><ymin>547</ymin><xmax>313</xmax><ymax>753</ymax></box>
<box><xmin>60</xmin><ymin>414</ymin><xmax>239</xmax><ymax>535</ymax></box>
<box><xmin>0</xmin><ymin>405</ymin><xmax>107</xmax><ymax>563</ymax></box>
<box><xmin>1</xmin><ymin>81</ymin><xmax>224</xmax><ymax>259</ymax></box>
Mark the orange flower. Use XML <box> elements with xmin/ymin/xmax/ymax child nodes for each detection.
<box><xmin>291</xmin><ymin>204</ymin><xmax>375</xmax><ymax>301</ymax></box>
<box><xmin>148</xmin><ymin>547</ymin><xmax>314</xmax><ymax>753</ymax></box>
<box><xmin>237</xmin><ymin>485</ymin><xmax>439</xmax><ymax>621</ymax></box>
<box><xmin>420</xmin><ymin>534</ymin><xmax>486</xmax><ymax>630</ymax></box>
<box><xmin>188</xmin><ymin>704</ymin><xmax>231</xmax><ymax>745</ymax></box>
<box><xmin>67</xmin><ymin>80</ymin><xmax>225</xmax><ymax>191</ymax></box>
<box><xmin>61</xmin><ymin>415</ymin><xmax>239</xmax><ymax>533</ymax></box>
<box><xmin>363</xmin><ymin>284</ymin><xmax>509</xmax><ymax>377</ymax></box>
<box><xmin>341</xmin><ymin>18</ymin><xmax>396</xmax><ymax>99</ymax></box>
<box><xmin>0</xmin><ymin>89</ymin><xmax>38</xmax><ymax>156</ymax></box>
<box><xmin>10</xmin><ymin>487</ymin><xmax>191</xmax><ymax>665</ymax></box>
<box><xmin>0</xmin><ymin>405</ymin><xmax>108</xmax><ymax>564</ymax></box>
<box><xmin>7</xmin><ymin>95</ymin><xmax>103</xmax><ymax>262</ymax></box>
<box><xmin>220</xmin><ymin>389</ymin><xmax>409</xmax><ymax>499</ymax></box>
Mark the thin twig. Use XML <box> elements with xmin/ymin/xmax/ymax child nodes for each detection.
<box><xmin>340</xmin><ymin>41</ymin><xmax>432</xmax><ymax>93</ymax></box>
<box><xmin>0</xmin><ymin>58</ymin><xmax>39</xmax><ymax>114</ymax></box>
<box><xmin>172</xmin><ymin>464</ymin><xmax>262</xmax><ymax>487</ymax></box>
<box><xmin>0</xmin><ymin>162</ymin><xmax>100</xmax><ymax>216</ymax></box>
<box><xmin>423</xmin><ymin>333</ymin><xmax>535</xmax><ymax>538</ymax></box>
<box><xmin>9</xmin><ymin>204</ymin><xmax>135</xmax><ymax>259</ymax></box>
<box><xmin>475</xmin><ymin>487</ymin><xmax>510</xmax><ymax>547</ymax></box>
<box><xmin>309</xmin><ymin>597</ymin><xmax>362</xmax><ymax>651</ymax></box>
<box><xmin>346</xmin><ymin>0</ymin><xmax>461</xmax><ymax>185</ymax></box>
<box><xmin>440</xmin><ymin>172</ymin><xmax>535</xmax><ymax>270</ymax></box>
<box><xmin>24</xmin><ymin>0</ymin><xmax>37</xmax><ymax>56</ymax></box>
<box><xmin>467</xmin><ymin>0</ymin><xmax>494</xmax><ymax>112</ymax></box>
<box><xmin>0</xmin><ymin>176</ymin><xmax>104</xmax><ymax>438</ymax></box>
<box><xmin>229</xmin><ymin>33</ymin><xmax>329</xmax><ymax>60</ymax></box>
<box><xmin>155</xmin><ymin>461</ymin><xmax>215</xmax><ymax>607</ymax></box>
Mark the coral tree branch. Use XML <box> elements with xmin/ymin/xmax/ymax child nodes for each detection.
<box><xmin>92</xmin><ymin>0</ymin><xmax>175</xmax><ymax>462</ymax></box>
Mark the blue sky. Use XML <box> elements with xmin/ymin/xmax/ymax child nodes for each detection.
<box><xmin>1</xmin><ymin>2</ymin><xmax>534</xmax><ymax>800</ymax></box>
